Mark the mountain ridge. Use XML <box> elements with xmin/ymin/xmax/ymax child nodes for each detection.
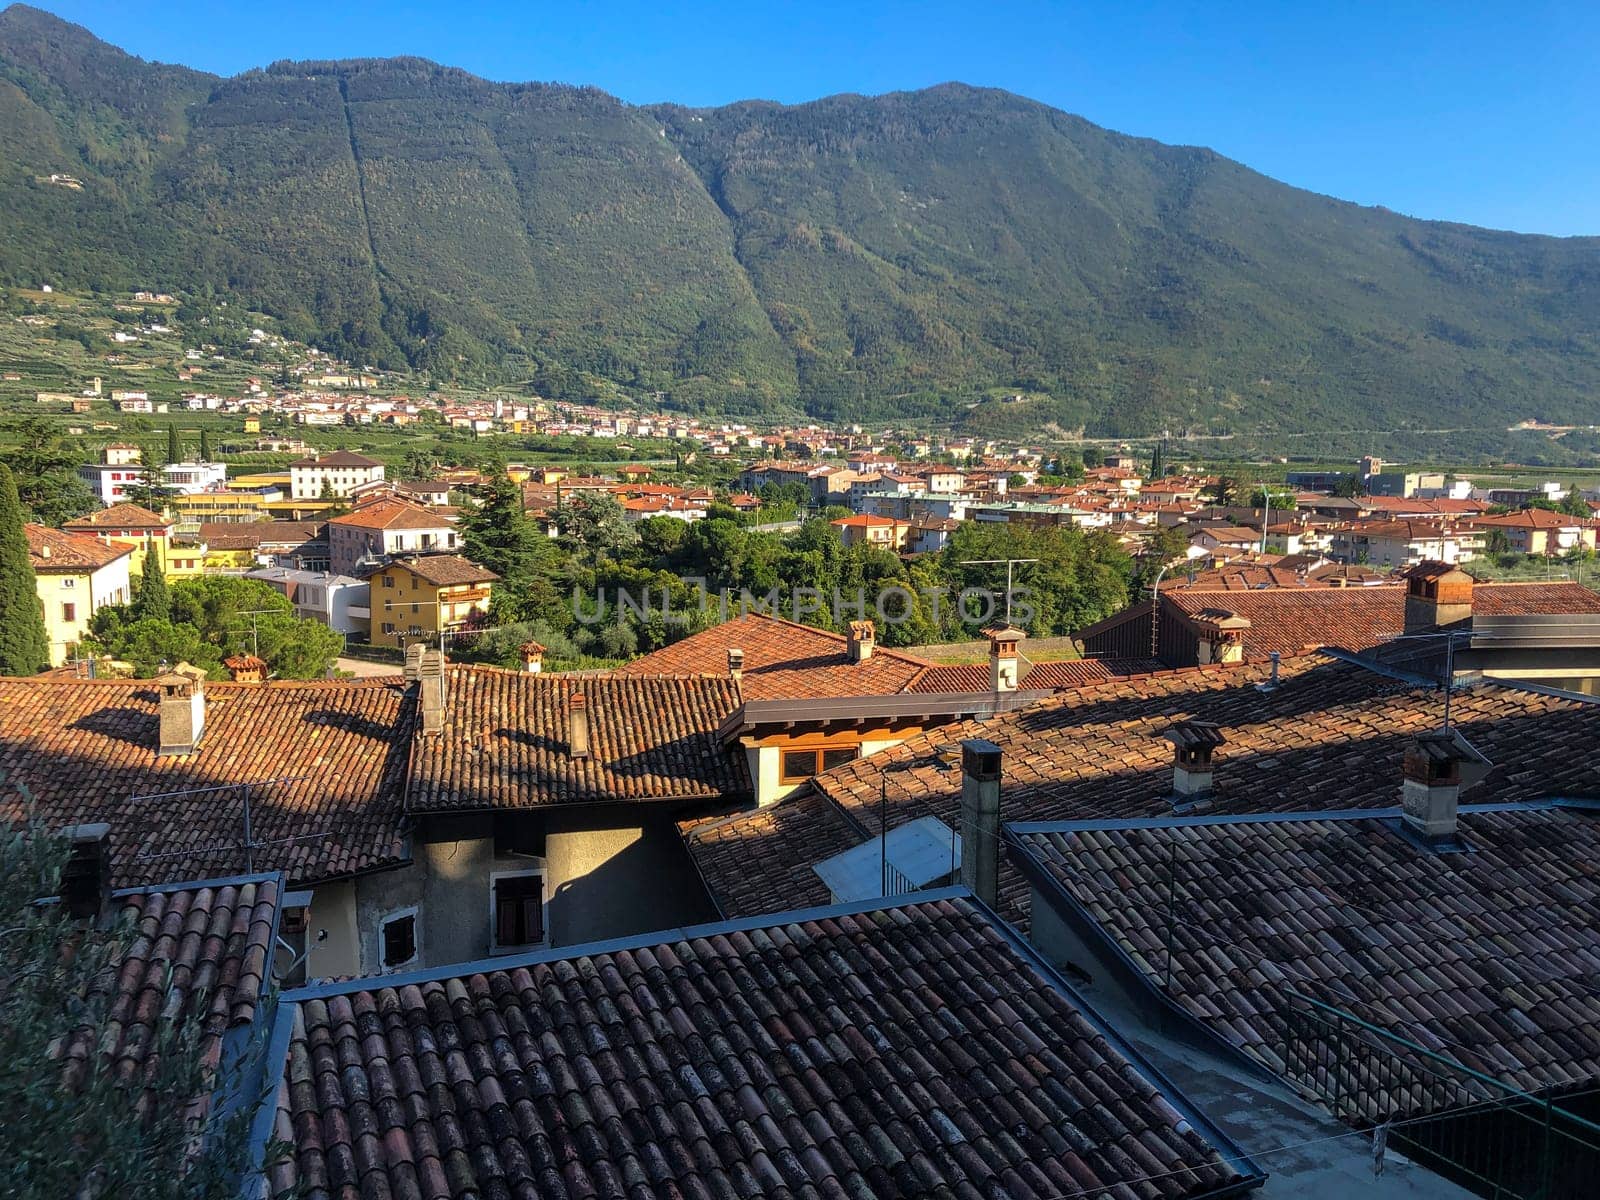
<box><xmin>3</xmin><ymin>3</ymin><xmax>1597</xmax><ymax>435</ymax></box>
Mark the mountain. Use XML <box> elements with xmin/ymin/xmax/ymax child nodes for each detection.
<box><xmin>3</xmin><ymin>3</ymin><xmax>1598</xmax><ymax>436</ymax></box>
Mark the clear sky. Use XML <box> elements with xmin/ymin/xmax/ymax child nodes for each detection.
<box><xmin>29</xmin><ymin>1</ymin><xmax>1600</xmax><ymax>236</ymax></box>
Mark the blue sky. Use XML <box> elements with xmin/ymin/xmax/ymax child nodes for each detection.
<box><xmin>31</xmin><ymin>1</ymin><xmax>1600</xmax><ymax>236</ymax></box>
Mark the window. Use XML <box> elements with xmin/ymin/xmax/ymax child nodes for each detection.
<box><xmin>61</xmin><ymin>577</ymin><xmax>75</xmax><ymax>589</ymax></box>
<box><xmin>779</xmin><ymin>745</ymin><xmax>857</xmax><ymax>783</ymax></box>
<box><xmin>61</xmin><ymin>602</ymin><xmax>76</xmax><ymax>622</ymax></box>
<box><xmin>379</xmin><ymin>908</ymin><xmax>418</xmax><ymax>970</ymax></box>
<box><xmin>491</xmin><ymin>872</ymin><xmax>545</xmax><ymax>950</ymax></box>
<box><xmin>382</xmin><ymin>622</ymin><xmax>395</xmax><ymax>634</ymax></box>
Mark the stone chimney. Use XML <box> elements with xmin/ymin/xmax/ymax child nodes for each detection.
<box><xmin>519</xmin><ymin>641</ymin><xmax>545</xmax><ymax>674</ymax></box>
<box><xmin>847</xmin><ymin>619</ymin><xmax>875</xmax><ymax>663</ymax></box>
<box><xmin>418</xmin><ymin>648</ymin><xmax>446</xmax><ymax>736</ymax></box>
<box><xmin>959</xmin><ymin>739</ymin><xmax>1003</xmax><ymax>907</ymax></box>
<box><xmin>727</xmin><ymin>647</ymin><xmax>745</xmax><ymax>685</ymax></box>
<box><xmin>223</xmin><ymin>653</ymin><xmax>268</xmax><ymax>683</ymax></box>
<box><xmin>984</xmin><ymin>624</ymin><xmax>1025</xmax><ymax>692</ymax></box>
<box><xmin>1401</xmin><ymin>729</ymin><xmax>1487</xmax><ymax>847</ymax></box>
<box><xmin>403</xmin><ymin>642</ymin><xmax>425</xmax><ymax>682</ymax></box>
<box><xmin>1165</xmin><ymin>721</ymin><xmax>1226</xmax><ymax>807</ymax></box>
<box><xmin>1193</xmin><ymin>609</ymin><xmax>1250</xmax><ymax>665</ymax></box>
<box><xmin>1404</xmin><ymin>562</ymin><xmax>1474</xmax><ymax>635</ymax></box>
<box><xmin>58</xmin><ymin>823</ymin><xmax>111</xmax><ymax>921</ymax></box>
<box><xmin>155</xmin><ymin>664</ymin><xmax>207</xmax><ymax>755</ymax></box>
<box><xmin>568</xmin><ymin>691</ymin><xmax>591</xmax><ymax>759</ymax></box>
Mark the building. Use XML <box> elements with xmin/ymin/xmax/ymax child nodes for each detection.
<box><xmin>325</xmin><ymin>497</ymin><xmax>459</xmax><ymax>577</ymax></box>
<box><xmin>160</xmin><ymin>461</ymin><xmax>228</xmax><ymax>494</ymax></box>
<box><xmin>24</xmin><ymin>524</ymin><xmax>132</xmax><ymax>665</ymax></box>
<box><xmin>365</xmin><ymin>554</ymin><xmax>497</xmax><ymax>648</ymax></box>
<box><xmin>101</xmin><ymin>442</ymin><xmax>142</xmax><ymax>466</ymax></box>
<box><xmin>244</xmin><ymin>567</ymin><xmax>370</xmax><ymax>635</ymax></box>
<box><xmin>61</xmin><ymin>502</ymin><xmax>174</xmax><ymax>578</ymax></box>
<box><xmin>287</xmin><ymin>450</ymin><xmax>385</xmax><ymax>500</ymax></box>
<box><xmin>831</xmin><ymin>511</ymin><xmax>910</xmax><ymax>549</ymax></box>
<box><xmin>78</xmin><ymin>461</ymin><xmax>148</xmax><ymax>506</ymax></box>
<box><xmin>1466</xmin><ymin>508</ymin><xmax>1595</xmax><ymax>556</ymax></box>
<box><xmin>1326</xmin><ymin>518</ymin><xmax>1483</xmax><ymax>567</ymax></box>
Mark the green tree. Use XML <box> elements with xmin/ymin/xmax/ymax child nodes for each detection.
<box><xmin>0</xmin><ymin>417</ymin><xmax>98</xmax><ymax>526</ymax></box>
<box><xmin>0</xmin><ymin>464</ymin><xmax>49</xmax><ymax>675</ymax></box>
<box><xmin>166</xmin><ymin>423</ymin><xmax>181</xmax><ymax>464</ymax></box>
<box><xmin>132</xmin><ymin>554</ymin><xmax>170</xmax><ymax>622</ymax></box>
<box><xmin>1204</xmin><ymin>476</ymin><xmax>1240</xmax><ymax>507</ymax></box>
<box><xmin>1149</xmin><ymin>440</ymin><xmax>1165</xmax><ymax>479</ymax></box>
<box><xmin>0</xmin><ymin>826</ymin><xmax>277</xmax><ymax>1200</ymax></box>
<box><xmin>198</xmin><ymin>428</ymin><xmax>212</xmax><ymax>461</ymax></box>
<box><xmin>1081</xmin><ymin>446</ymin><xmax>1103</xmax><ymax>469</ymax></box>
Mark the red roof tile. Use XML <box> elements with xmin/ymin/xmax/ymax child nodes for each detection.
<box><xmin>25</xmin><ymin>524</ymin><xmax>133</xmax><ymax>571</ymax></box>
<box><xmin>276</xmin><ymin>894</ymin><xmax>1247</xmax><ymax>1200</ymax></box>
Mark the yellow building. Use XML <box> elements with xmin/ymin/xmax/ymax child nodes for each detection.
<box><xmin>25</xmin><ymin>525</ymin><xmax>133</xmax><ymax>667</ymax></box>
<box><xmin>169</xmin><ymin>490</ymin><xmax>270</xmax><ymax>529</ymax></box>
<box><xmin>243</xmin><ymin>416</ymin><xmax>261</xmax><ymax>433</ymax></box>
<box><xmin>366</xmin><ymin>555</ymin><xmax>499</xmax><ymax>649</ymax></box>
<box><xmin>61</xmin><ymin>503</ymin><xmax>178</xmax><ymax>579</ymax></box>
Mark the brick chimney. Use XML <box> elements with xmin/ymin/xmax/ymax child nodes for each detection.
<box><xmin>847</xmin><ymin>619</ymin><xmax>875</xmax><ymax>663</ymax></box>
<box><xmin>727</xmin><ymin>647</ymin><xmax>745</xmax><ymax>685</ymax></box>
<box><xmin>568</xmin><ymin>691</ymin><xmax>591</xmax><ymax>759</ymax></box>
<box><xmin>418</xmin><ymin>648</ymin><xmax>446</xmax><ymax>736</ymax></box>
<box><xmin>155</xmin><ymin>663</ymin><xmax>207</xmax><ymax>755</ymax></box>
<box><xmin>1404</xmin><ymin>562</ymin><xmax>1474</xmax><ymax>635</ymax></box>
<box><xmin>959</xmin><ymin>739</ymin><xmax>1003</xmax><ymax>907</ymax></box>
<box><xmin>223</xmin><ymin>653</ymin><xmax>268</xmax><ymax>683</ymax></box>
<box><xmin>58</xmin><ymin>823</ymin><xmax>111</xmax><ymax>921</ymax></box>
<box><xmin>1165</xmin><ymin>721</ymin><xmax>1226</xmax><ymax>808</ymax></box>
<box><xmin>1193</xmin><ymin>609</ymin><xmax>1250</xmax><ymax>665</ymax></box>
<box><xmin>984</xmin><ymin>624</ymin><xmax>1025</xmax><ymax>692</ymax></box>
<box><xmin>1401</xmin><ymin>729</ymin><xmax>1488</xmax><ymax>847</ymax></box>
<box><xmin>519</xmin><ymin>641</ymin><xmax>545</xmax><ymax>674</ymax></box>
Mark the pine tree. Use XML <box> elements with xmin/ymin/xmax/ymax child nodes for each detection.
<box><xmin>0</xmin><ymin>464</ymin><xmax>50</xmax><ymax>675</ymax></box>
<box><xmin>133</xmin><ymin>551</ymin><xmax>170</xmax><ymax>622</ymax></box>
<box><xmin>199</xmin><ymin>428</ymin><xmax>212</xmax><ymax>461</ymax></box>
<box><xmin>166</xmin><ymin>423</ymin><xmax>180</xmax><ymax>464</ymax></box>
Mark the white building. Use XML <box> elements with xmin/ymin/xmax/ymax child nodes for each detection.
<box><xmin>326</xmin><ymin>497</ymin><xmax>459</xmax><ymax>577</ymax></box>
<box><xmin>289</xmin><ymin>451</ymin><xmax>386</xmax><ymax>500</ymax></box>
<box><xmin>246</xmin><ymin>567</ymin><xmax>371</xmax><ymax>635</ymax></box>
<box><xmin>79</xmin><ymin>463</ymin><xmax>149</xmax><ymax>506</ymax></box>
<box><xmin>162</xmin><ymin>461</ymin><xmax>228</xmax><ymax>494</ymax></box>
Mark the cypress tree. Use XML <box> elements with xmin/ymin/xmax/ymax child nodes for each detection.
<box><xmin>167</xmin><ymin>423</ymin><xmax>181</xmax><ymax>464</ymax></box>
<box><xmin>0</xmin><ymin>464</ymin><xmax>50</xmax><ymax>675</ymax></box>
<box><xmin>199</xmin><ymin>428</ymin><xmax>212</xmax><ymax>461</ymax></box>
<box><xmin>133</xmin><ymin>550</ymin><xmax>170</xmax><ymax>622</ymax></box>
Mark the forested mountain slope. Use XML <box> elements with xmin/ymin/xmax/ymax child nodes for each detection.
<box><xmin>3</xmin><ymin>4</ymin><xmax>1597</xmax><ymax>434</ymax></box>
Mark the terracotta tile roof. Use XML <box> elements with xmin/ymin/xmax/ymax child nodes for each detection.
<box><xmin>1164</xmin><ymin>581</ymin><xmax>1600</xmax><ymax>658</ymax></box>
<box><xmin>0</xmin><ymin>677</ymin><xmax>412</xmax><ymax>887</ymax></box>
<box><xmin>905</xmin><ymin>656</ymin><xmax>1164</xmax><ymax>693</ymax></box>
<box><xmin>62</xmin><ymin>873</ymin><xmax>280</xmax><ymax>1116</ymax></box>
<box><xmin>25</xmin><ymin>524</ymin><xmax>133</xmax><ymax>571</ymax></box>
<box><xmin>328</xmin><ymin>497</ymin><xmax>451</xmax><ymax>531</ymax></box>
<box><xmin>63</xmin><ymin>502</ymin><xmax>171</xmax><ymax>530</ymax></box>
<box><xmin>197</xmin><ymin>520</ymin><xmax>324</xmax><ymax>550</ymax></box>
<box><xmin>407</xmin><ymin>667</ymin><xmax>749</xmax><ymax>810</ymax></box>
<box><xmin>619</xmin><ymin>613</ymin><xmax>931</xmax><ymax>700</ymax></box>
<box><xmin>689</xmin><ymin>654</ymin><xmax>1600</xmax><ymax>928</ymax></box>
<box><xmin>382</xmin><ymin>554</ymin><xmax>498</xmax><ymax>587</ymax></box>
<box><xmin>274</xmin><ymin>894</ymin><xmax>1249</xmax><ymax>1200</ymax></box>
<box><xmin>683</xmin><ymin>790</ymin><xmax>853</xmax><ymax>917</ymax></box>
<box><xmin>1012</xmin><ymin>801</ymin><xmax>1600</xmax><ymax>1113</ymax></box>
<box><xmin>1466</xmin><ymin>508</ymin><xmax>1585</xmax><ymax>529</ymax></box>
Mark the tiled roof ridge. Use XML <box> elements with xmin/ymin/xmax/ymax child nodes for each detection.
<box><xmin>736</xmin><ymin>610</ymin><xmax>934</xmax><ymax>667</ymax></box>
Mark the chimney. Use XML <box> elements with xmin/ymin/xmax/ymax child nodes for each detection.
<box><xmin>1404</xmin><ymin>562</ymin><xmax>1474</xmax><ymax>635</ymax></box>
<box><xmin>727</xmin><ymin>647</ymin><xmax>745</xmax><ymax>685</ymax></box>
<box><xmin>155</xmin><ymin>664</ymin><xmax>206</xmax><ymax>755</ymax></box>
<box><xmin>519</xmin><ymin>641</ymin><xmax>545</xmax><ymax>674</ymax></box>
<box><xmin>847</xmin><ymin>619</ymin><xmax>875</xmax><ymax>663</ymax></box>
<box><xmin>418</xmin><ymin>648</ymin><xmax>446</xmax><ymax>735</ymax></box>
<box><xmin>959</xmin><ymin>739</ymin><xmax>1003</xmax><ymax>908</ymax></box>
<box><xmin>223</xmin><ymin>653</ymin><xmax>267</xmax><ymax>683</ymax></box>
<box><xmin>1193</xmin><ymin>609</ymin><xmax>1250</xmax><ymax>665</ymax></box>
<box><xmin>1401</xmin><ymin>730</ymin><xmax>1487</xmax><ymax>847</ymax></box>
<box><xmin>1165</xmin><ymin>721</ymin><xmax>1226</xmax><ymax>808</ymax></box>
<box><xmin>568</xmin><ymin>691</ymin><xmax>590</xmax><ymax>759</ymax></box>
<box><xmin>58</xmin><ymin>823</ymin><xmax>112</xmax><ymax>921</ymax></box>
<box><xmin>984</xmin><ymin>624</ymin><xmax>1025</xmax><ymax>692</ymax></box>
<box><xmin>403</xmin><ymin>642</ymin><xmax>425</xmax><ymax>682</ymax></box>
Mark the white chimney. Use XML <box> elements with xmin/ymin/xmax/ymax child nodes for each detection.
<box><xmin>568</xmin><ymin>691</ymin><xmax>590</xmax><ymax>759</ymax></box>
<box><xmin>1193</xmin><ymin>609</ymin><xmax>1250</xmax><ymax>665</ymax></box>
<box><xmin>156</xmin><ymin>664</ymin><xmax>207</xmax><ymax>755</ymax></box>
<box><xmin>727</xmin><ymin>646</ymin><xmax>745</xmax><ymax>685</ymax></box>
<box><xmin>1165</xmin><ymin>721</ymin><xmax>1225</xmax><ymax>807</ymax></box>
<box><xmin>519</xmin><ymin>641</ymin><xmax>545</xmax><ymax>674</ymax></box>
<box><xmin>403</xmin><ymin>642</ymin><xmax>425</xmax><ymax>682</ymax></box>
<box><xmin>847</xmin><ymin>620</ymin><xmax>875</xmax><ymax>663</ymax></box>
<box><xmin>418</xmin><ymin>648</ymin><xmax>446</xmax><ymax>736</ymax></box>
<box><xmin>959</xmin><ymin>739</ymin><xmax>1003</xmax><ymax>907</ymax></box>
<box><xmin>1401</xmin><ymin>730</ymin><xmax>1489</xmax><ymax>847</ymax></box>
<box><xmin>984</xmin><ymin>624</ymin><xmax>1025</xmax><ymax>692</ymax></box>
